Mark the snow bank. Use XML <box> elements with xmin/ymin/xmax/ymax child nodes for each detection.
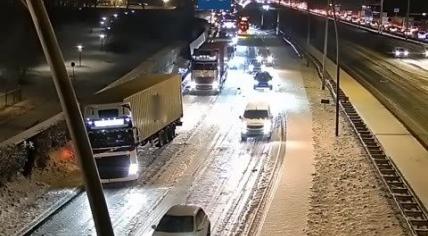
<box><xmin>302</xmin><ymin>69</ymin><xmax>408</xmax><ymax>236</ymax></box>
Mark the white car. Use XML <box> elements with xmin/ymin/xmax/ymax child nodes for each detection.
<box><xmin>240</xmin><ymin>102</ymin><xmax>273</xmax><ymax>141</ymax></box>
<box><xmin>393</xmin><ymin>47</ymin><xmax>409</xmax><ymax>58</ymax></box>
<box><xmin>418</xmin><ymin>31</ymin><xmax>428</xmax><ymax>40</ymax></box>
<box><xmin>152</xmin><ymin>205</ymin><xmax>211</xmax><ymax>236</ymax></box>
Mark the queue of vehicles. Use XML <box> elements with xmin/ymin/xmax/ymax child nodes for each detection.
<box><xmin>80</xmin><ymin>10</ymin><xmax>277</xmax><ymax>235</ymax></box>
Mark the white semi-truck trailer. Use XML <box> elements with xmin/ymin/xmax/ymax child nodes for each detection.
<box><xmin>83</xmin><ymin>74</ymin><xmax>183</xmax><ymax>183</ymax></box>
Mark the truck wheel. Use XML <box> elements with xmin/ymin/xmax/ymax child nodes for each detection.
<box><xmin>157</xmin><ymin>131</ymin><xmax>165</xmax><ymax>147</ymax></box>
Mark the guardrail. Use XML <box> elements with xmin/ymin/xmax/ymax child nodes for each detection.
<box><xmin>281</xmin><ymin>31</ymin><xmax>428</xmax><ymax>236</ymax></box>
<box><xmin>0</xmin><ymin>87</ymin><xmax>22</xmax><ymax>109</ymax></box>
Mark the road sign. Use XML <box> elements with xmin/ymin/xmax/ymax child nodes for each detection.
<box><xmin>197</xmin><ymin>0</ymin><xmax>231</xmax><ymax>10</ymax></box>
<box><xmin>394</xmin><ymin>8</ymin><xmax>400</xmax><ymax>13</ymax></box>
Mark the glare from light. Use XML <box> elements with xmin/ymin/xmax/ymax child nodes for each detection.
<box><xmin>99</xmin><ymin>34</ymin><xmax>106</xmax><ymax>39</ymax></box>
<box><xmin>190</xmin><ymin>81</ymin><xmax>196</xmax><ymax>89</ymax></box>
<box><xmin>128</xmin><ymin>164</ymin><xmax>139</xmax><ymax>175</ymax></box>
<box><xmin>100</xmin><ymin>21</ymin><xmax>105</xmax><ymax>25</ymax></box>
<box><xmin>102</xmin><ymin>17</ymin><xmax>107</xmax><ymax>21</ymax></box>
<box><xmin>425</xmin><ymin>50</ymin><xmax>428</xmax><ymax>57</ymax></box>
<box><xmin>262</xmin><ymin>5</ymin><xmax>270</xmax><ymax>10</ymax></box>
<box><xmin>113</xmin><ymin>13</ymin><xmax>118</xmax><ymax>18</ymax></box>
<box><xmin>94</xmin><ymin>118</ymin><xmax>124</xmax><ymax>127</ymax></box>
<box><xmin>77</xmin><ymin>44</ymin><xmax>83</xmax><ymax>52</ymax></box>
<box><xmin>404</xmin><ymin>50</ymin><xmax>409</xmax><ymax>56</ymax></box>
<box><xmin>212</xmin><ymin>81</ymin><xmax>219</xmax><ymax>89</ymax></box>
<box><xmin>267</xmin><ymin>56</ymin><xmax>274</xmax><ymax>63</ymax></box>
<box><xmin>257</xmin><ymin>56</ymin><xmax>263</xmax><ymax>62</ymax></box>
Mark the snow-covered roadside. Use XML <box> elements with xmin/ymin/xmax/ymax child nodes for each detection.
<box><xmin>0</xmin><ymin>145</ymin><xmax>81</xmax><ymax>235</ymax></box>
<box><xmin>301</xmin><ymin>67</ymin><xmax>409</xmax><ymax>235</ymax></box>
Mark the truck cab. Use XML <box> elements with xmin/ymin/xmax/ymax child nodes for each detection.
<box><xmin>84</xmin><ymin>103</ymin><xmax>139</xmax><ymax>183</ymax></box>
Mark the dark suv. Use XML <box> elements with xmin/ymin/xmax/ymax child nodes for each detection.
<box><xmin>253</xmin><ymin>71</ymin><xmax>273</xmax><ymax>90</ymax></box>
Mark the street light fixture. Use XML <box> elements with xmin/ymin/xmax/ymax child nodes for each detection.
<box><xmin>76</xmin><ymin>44</ymin><xmax>83</xmax><ymax>67</ymax></box>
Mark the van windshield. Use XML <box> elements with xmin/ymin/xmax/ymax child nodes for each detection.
<box><xmin>243</xmin><ymin>110</ymin><xmax>268</xmax><ymax>119</ymax></box>
<box><xmin>156</xmin><ymin>215</ymin><xmax>194</xmax><ymax>232</ymax></box>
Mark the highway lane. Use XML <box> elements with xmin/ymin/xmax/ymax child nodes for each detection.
<box><xmin>31</xmin><ymin>35</ymin><xmax>296</xmax><ymax>236</ymax></box>
<box><xmin>278</xmin><ymin>7</ymin><xmax>428</xmax><ymax>147</ymax></box>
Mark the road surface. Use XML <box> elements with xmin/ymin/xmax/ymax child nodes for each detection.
<box><xmin>31</xmin><ymin>35</ymin><xmax>296</xmax><ymax>236</ymax></box>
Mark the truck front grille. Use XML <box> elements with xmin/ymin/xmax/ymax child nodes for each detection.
<box><xmin>95</xmin><ymin>154</ymin><xmax>130</xmax><ymax>179</ymax></box>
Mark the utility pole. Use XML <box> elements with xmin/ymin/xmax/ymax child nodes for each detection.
<box><xmin>306</xmin><ymin>1</ymin><xmax>311</xmax><ymax>45</ymax></box>
<box><xmin>321</xmin><ymin>0</ymin><xmax>329</xmax><ymax>90</ymax></box>
<box><xmin>276</xmin><ymin>0</ymin><xmax>280</xmax><ymax>35</ymax></box>
<box><xmin>24</xmin><ymin>0</ymin><xmax>114</xmax><ymax>235</ymax></box>
<box><xmin>379</xmin><ymin>0</ymin><xmax>384</xmax><ymax>33</ymax></box>
<box><xmin>406</xmin><ymin>0</ymin><xmax>411</xmax><ymax>30</ymax></box>
<box><xmin>330</xmin><ymin>0</ymin><xmax>341</xmax><ymax>137</ymax></box>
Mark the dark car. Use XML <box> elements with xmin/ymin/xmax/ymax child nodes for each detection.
<box><xmin>253</xmin><ymin>71</ymin><xmax>273</xmax><ymax>90</ymax></box>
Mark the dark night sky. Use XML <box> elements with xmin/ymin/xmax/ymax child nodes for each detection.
<box><xmin>309</xmin><ymin>0</ymin><xmax>428</xmax><ymax>13</ymax></box>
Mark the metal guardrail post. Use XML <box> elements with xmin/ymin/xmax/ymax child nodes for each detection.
<box><xmin>24</xmin><ymin>0</ymin><xmax>114</xmax><ymax>235</ymax></box>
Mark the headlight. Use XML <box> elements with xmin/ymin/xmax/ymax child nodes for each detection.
<box><xmin>267</xmin><ymin>56</ymin><xmax>273</xmax><ymax>63</ymax></box>
<box><xmin>249</xmin><ymin>64</ymin><xmax>254</xmax><ymax>71</ymax></box>
<box><xmin>212</xmin><ymin>81</ymin><xmax>219</xmax><ymax>89</ymax></box>
<box><xmin>190</xmin><ymin>81</ymin><xmax>196</xmax><ymax>89</ymax></box>
<box><xmin>128</xmin><ymin>164</ymin><xmax>138</xmax><ymax>175</ymax></box>
<box><xmin>394</xmin><ymin>51</ymin><xmax>400</xmax><ymax>56</ymax></box>
<box><xmin>404</xmin><ymin>50</ymin><xmax>409</xmax><ymax>56</ymax></box>
<box><xmin>261</xmin><ymin>65</ymin><xmax>267</xmax><ymax>71</ymax></box>
<box><xmin>257</xmin><ymin>56</ymin><xmax>263</xmax><ymax>62</ymax></box>
<box><xmin>425</xmin><ymin>50</ymin><xmax>428</xmax><ymax>57</ymax></box>
<box><xmin>263</xmin><ymin>121</ymin><xmax>271</xmax><ymax>134</ymax></box>
<box><xmin>267</xmin><ymin>80</ymin><xmax>272</xmax><ymax>85</ymax></box>
<box><xmin>254</xmin><ymin>80</ymin><xmax>259</xmax><ymax>85</ymax></box>
<box><xmin>241</xmin><ymin>122</ymin><xmax>247</xmax><ymax>133</ymax></box>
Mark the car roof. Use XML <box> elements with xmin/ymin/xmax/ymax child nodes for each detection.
<box><xmin>166</xmin><ymin>205</ymin><xmax>201</xmax><ymax>216</ymax></box>
<box><xmin>245</xmin><ymin>101</ymin><xmax>270</xmax><ymax>111</ymax></box>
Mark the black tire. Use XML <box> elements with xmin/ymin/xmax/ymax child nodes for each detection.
<box><xmin>156</xmin><ymin>131</ymin><xmax>166</xmax><ymax>147</ymax></box>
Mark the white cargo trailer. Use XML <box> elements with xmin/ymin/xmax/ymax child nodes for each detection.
<box><xmin>83</xmin><ymin>74</ymin><xmax>183</xmax><ymax>183</ymax></box>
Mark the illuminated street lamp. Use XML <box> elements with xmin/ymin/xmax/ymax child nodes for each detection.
<box><xmin>99</xmin><ymin>34</ymin><xmax>105</xmax><ymax>50</ymax></box>
<box><xmin>76</xmin><ymin>44</ymin><xmax>83</xmax><ymax>67</ymax></box>
<box><xmin>101</xmin><ymin>16</ymin><xmax>107</xmax><ymax>21</ymax></box>
<box><xmin>100</xmin><ymin>21</ymin><xmax>105</xmax><ymax>25</ymax></box>
<box><xmin>113</xmin><ymin>13</ymin><xmax>118</xmax><ymax>18</ymax></box>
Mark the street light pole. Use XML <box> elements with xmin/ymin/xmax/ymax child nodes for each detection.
<box><xmin>306</xmin><ymin>1</ymin><xmax>311</xmax><ymax>45</ymax></box>
<box><xmin>276</xmin><ymin>0</ymin><xmax>280</xmax><ymax>35</ymax></box>
<box><xmin>77</xmin><ymin>44</ymin><xmax>83</xmax><ymax>67</ymax></box>
<box><xmin>379</xmin><ymin>0</ymin><xmax>384</xmax><ymax>33</ymax></box>
<box><xmin>331</xmin><ymin>0</ymin><xmax>341</xmax><ymax>136</ymax></box>
<box><xmin>321</xmin><ymin>0</ymin><xmax>329</xmax><ymax>90</ymax></box>
<box><xmin>406</xmin><ymin>0</ymin><xmax>411</xmax><ymax>30</ymax></box>
<box><xmin>24</xmin><ymin>0</ymin><xmax>114</xmax><ymax>235</ymax></box>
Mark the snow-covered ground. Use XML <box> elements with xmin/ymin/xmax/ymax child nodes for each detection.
<box><xmin>301</xmin><ymin>63</ymin><xmax>409</xmax><ymax>235</ymax></box>
<box><xmin>0</xmin><ymin>145</ymin><xmax>81</xmax><ymax>236</ymax></box>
